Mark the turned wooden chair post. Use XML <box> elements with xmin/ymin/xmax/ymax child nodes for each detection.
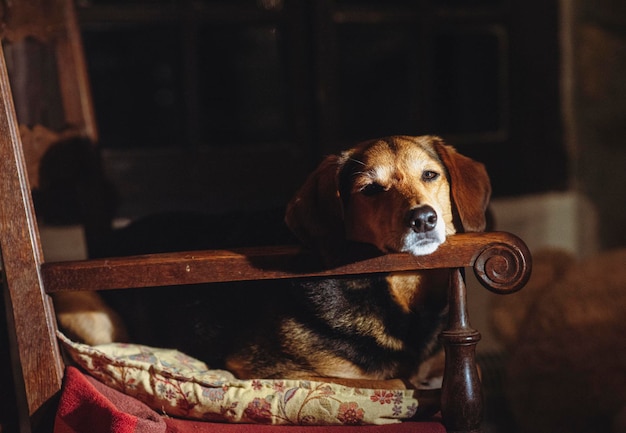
<box><xmin>439</xmin><ymin>239</ymin><xmax>531</xmax><ymax>433</ymax></box>
<box><xmin>440</xmin><ymin>269</ymin><xmax>483</xmax><ymax>433</ymax></box>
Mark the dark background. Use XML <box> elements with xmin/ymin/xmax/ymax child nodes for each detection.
<box><xmin>76</xmin><ymin>0</ymin><xmax>568</xmax><ymax>221</ymax></box>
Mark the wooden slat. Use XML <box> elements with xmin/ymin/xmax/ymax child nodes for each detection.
<box><xmin>42</xmin><ymin>231</ymin><xmax>530</xmax><ymax>293</ymax></box>
<box><xmin>0</xmin><ymin>45</ymin><xmax>64</xmax><ymax>421</ymax></box>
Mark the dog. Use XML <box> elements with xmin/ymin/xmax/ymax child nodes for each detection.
<box><xmin>55</xmin><ymin>135</ymin><xmax>490</xmax><ymax>401</ymax></box>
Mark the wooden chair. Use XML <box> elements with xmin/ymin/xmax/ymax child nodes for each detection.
<box><xmin>0</xmin><ymin>1</ymin><xmax>532</xmax><ymax>432</ymax></box>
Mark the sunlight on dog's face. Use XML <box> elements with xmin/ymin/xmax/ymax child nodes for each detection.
<box><xmin>285</xmin><ymin>135</ymin><xmax>490</xmax><ymax>262</ymax></box>
<box><xmin>341</xmin><ymin>136</ymin><xmax>455</xmax><ymax>256</ymax></box>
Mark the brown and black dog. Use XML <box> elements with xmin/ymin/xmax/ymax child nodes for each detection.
<box><xmin>55</xmin><ymin>135</ymin><xmax>490</xmax><ymax>396</ymax></box>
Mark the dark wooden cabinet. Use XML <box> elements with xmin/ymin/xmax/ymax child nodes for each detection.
<box><xmin>77</xmin><ymin>0</ymin><xmax>567</xmax><ymax>218</ymax></box>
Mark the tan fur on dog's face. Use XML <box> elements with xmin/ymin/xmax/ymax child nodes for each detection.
<box><xmin>286</xmin><ymin>135</ymin><xmax>491</xmax><ymax>261</ymax></box>
<box><xmin>341</xmin><ymin>136</ymin><xmax>454</xmax><ymax>255</ymax></box>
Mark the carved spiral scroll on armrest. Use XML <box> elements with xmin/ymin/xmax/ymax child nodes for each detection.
<box><xmin>472</xmin><ymin>236</ymin><xmax>532</xmax><ymax>294</ymax></box>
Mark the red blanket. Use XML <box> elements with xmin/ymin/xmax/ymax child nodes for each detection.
<box><xmin>54</xmin><ymin>367</ymin><xmax>445</xmax><ymax>433</ymax></box>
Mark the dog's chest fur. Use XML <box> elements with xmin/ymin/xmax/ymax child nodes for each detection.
<box><xmin>221</xmin><ymin>270</ymin><xmax>449</xmax><ymax>381</ymax></box>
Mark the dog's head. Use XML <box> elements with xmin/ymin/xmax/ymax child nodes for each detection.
<box><xmin>285</xmin><ymin>135</ymin><xmax>491</xmax><ymax>261</ymax></box>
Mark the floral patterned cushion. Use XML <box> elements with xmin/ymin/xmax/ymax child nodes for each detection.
<box><xmin>58</xmin><ymin>332</ymin><xmax>419</xmax><ymax>426</ymax></box>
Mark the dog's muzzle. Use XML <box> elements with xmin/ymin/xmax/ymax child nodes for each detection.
<box><xmin>399</xmin><ymin>205</ymin><xmax>446</xmax><ymax>256</ymax></box>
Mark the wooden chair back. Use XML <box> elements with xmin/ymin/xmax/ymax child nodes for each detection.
<box><xmin>0</xmin><ymin>0</ymin><xmax>97</xmax><ymax>190</ymax></box>
<box><xmin>0</xmin><ymin>2</ymin><xmax>532</xmax><ymax>432</ymax></box>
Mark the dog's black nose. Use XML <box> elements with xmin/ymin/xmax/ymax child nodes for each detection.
<box><xmin>406</xmin><ymin>206</ymin><xmax>438</xmax><ymax>233</ymax></box>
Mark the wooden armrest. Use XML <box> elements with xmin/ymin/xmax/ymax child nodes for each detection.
<box><xmin>42</xmin><ymin>231</ymin><xmax>530</xmax><ymax>294</ymax></box>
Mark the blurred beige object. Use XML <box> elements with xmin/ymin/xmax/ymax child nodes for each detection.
<box><xmin>491</xmin><ymin>248</ymin><xmax>626</xmax><ymax>433</ymax></box>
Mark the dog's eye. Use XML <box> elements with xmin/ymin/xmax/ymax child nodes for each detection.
<box><xmin>422</xmin><ymin>170</ymin><xmax>440</xmax><ymax>182</ymax></box>
<box><xmin>360</xmin><ymin>182</ymin><xmax>385</xmax><ymax>196</ymax></box>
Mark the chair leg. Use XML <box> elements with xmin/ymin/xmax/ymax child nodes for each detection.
<box><xmin>440</xmin><ymin>269</ymin><xmax>483</xmax><ymax>433</ymax></box>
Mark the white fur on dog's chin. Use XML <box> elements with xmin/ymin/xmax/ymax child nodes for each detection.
<box><xmin>399</xmin><ymin>236</ymin><xmax>444</xmax><ymax>256</ymax></box>
<box><xmin>398</xmin><ymin>223</ymin><xmax>447</xmax><ymax>256</ymax></box>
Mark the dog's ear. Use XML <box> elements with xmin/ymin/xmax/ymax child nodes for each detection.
<box><xmin>285</xmin><ymin>154</ymin><xmax>348</xmax><ymax>260</ymax></box>
<box><xmin>432</xmin><ymin>138</ymin><xmax>491</xmax><ymax>233</ymax></box>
